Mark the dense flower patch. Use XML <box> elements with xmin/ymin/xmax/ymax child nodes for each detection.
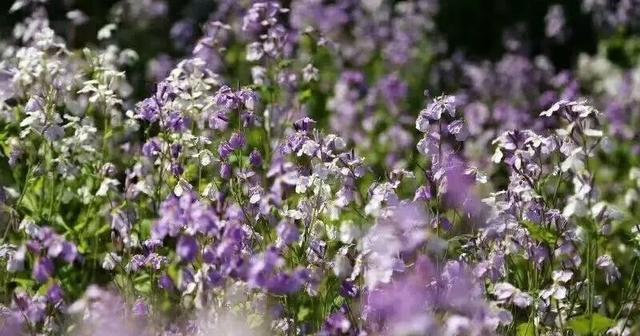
<box><xmin>1</xmin><ymin>1</ymin><xmax>640</xmax><ymax>335</ymax></box>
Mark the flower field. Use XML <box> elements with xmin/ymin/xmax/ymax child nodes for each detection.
<box><xmin>1</xmin><ymin>1</ymin><xmax>640</xmax><ymax>335</ymax></box>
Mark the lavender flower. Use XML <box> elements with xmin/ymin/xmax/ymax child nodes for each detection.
<box><xmin>177</xmin><ymin>235</ymin><xmax>198</xmax><ymax>263</ymax></box>
<box><xmin>32</xmin><ymin>257</ymin><xmax>54</xmax><ymax>283</ymax></box>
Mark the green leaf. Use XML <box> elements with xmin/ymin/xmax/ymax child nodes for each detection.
<box><xmin>277</xmin><ymin>59</ymin><xmax>292</xmax><ymax>69</ymax></box>
<box><xmin>134</xmin><ymin>278</ymin><xmax>151</xmax><ymax>295</ymax></box>
<box><xmin>568</xmin><ymin>314</ymin><xmax>615</xmax><ymax>335</ymax></box>
<box><xmin>53</xmin><ymin>214</ymin><xmax>74</xmax><ymax>235</ymax></box>
<box><xmin>0</xmin><ymin>146</ymin><xmax>15</xmax><ymax>186</ymax></box>
<box><xmin>521</xmin><ymin>220</ymin><xmax>558</xmax><ymax>245</ymax></box>
<box><xmin>297</xmin><ymin>307</ymin><xmax>311</xmax><ymax>321</ymax></box>
<box><xmin>299</xmin><ymin>88</ymin><xmax>313</xmax><ymax>104</ymax></box>
<box><xmin>12</xmin><ymin>277</ymin><xmax>35</xmax><ymax>288</ymax></box>
<box><xmin>332</xmin><ymin>294</ymin><xmax>345</xmax><ymax>308</ymax></box>
<box><xmin>516</xmin><ymin>323</ymin><xmax>535</xmax><ymax>336</ymax></box>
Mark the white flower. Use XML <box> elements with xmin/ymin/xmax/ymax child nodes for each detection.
<box><xmin>493</xmin><ymin>282</ymin><xmax>518</xmax><ymax>300</ymax></box>
<box><xmin>332</xmin><ymin>252</ymin><xmax>352</xmax><ymax>279</ymax></box>
<box><xmin>246</xmin><ymin>42</ymin><xmax>264</xmax><ymax>61</ymax></box>
<box><xmin>295</xmin><ymin>175</ymin><xmax>312</xmax><ymax>194</ymax></box>
<box><xmin>298</xmin><ymin>140</ymin><xmax>320</xmax><ymax>157</ymax></box>
<box><xmin>96</xmin><ymin>178</ymin><xmax>120</xmax><ymax>196</ymax></box>
<box><xmin>302</xmin><ymin>64</ymin><xmax>319</xmax><ymax>82</ymax></box>
<box><xmin>339</xmin><ymin>221</ymin><xmax>360</xmax><ymax>243</ymax></box>
<box><xmin>552</xmin><ymin>270</ymin><xmax>573</xmax><ymax>283</ymax></box>
<box><xmin>97</xmin><ymin>23</ymin><xmax>117</xmax><ymax>40</ymax></box>
<box><xmin>630</xmin><ymin>167</ymin><xmax>640</xmax><ymax>185</ymax></box>
<box><xmin>67</xmin><ymin>10</ymin><xmax>89</xmax><ymax>25</ymax></box>
<box><xmin>19</xmin><ymin>217</ymin><xmax>40</xmax><ymax>237</ymax></box>
<box><xmin>624</xmin><ymin>189</ymin><xmax>638</xmax><ymax>207</ymax></box>
<box><xmin>251</xmin><ymin>66</ymin><xmax>267</xmax><ymax>86</ymax></box>
<box><xmin>561</xmin><ymin>147</ymin><xmax>585</xmax><ymax>172</ymax></box>
<box><xmin>596</xmin><ymin>255</ymin><xmax>621</xmax><ymax>284</ymax></box>
<box><xmin>10</xmin><ymin>0</ymin><xmax>47</xmax><ymax>13</ymax></box>
<box><xmin>491</xmin><ymin>148</ymin><xmax>504</xmax><ymax>163</ymax></box>
<box><xmin>101</xmin><ymin>252</ymin><xmax>121</xmax><ymax>271</ymax></box>
<box><xmin>584</xmin><ymin>129</ymin><xmax>603</xmax><ymax>137</ymax></box>
<box><xmin>541</xmin><ymin>99</ymin><xmax>568</xmax><ymax>117</ymax></box>
<box><xmin>512</xmin><ymin>291</ymin><xmax>533</xmax><ymax>308</ymax></box>
<box><xmin>540</xmin><ymin>284</ymin><xmax>567</xmax><ymax>300</ymax></box>
<box><xmin>199</xmin><ymin>150</ymin><xmax>213</xmax><ymax>166</ymax></box>
<box><xmin>6</xmin><ymin>245</ymin><xmax>26</xmax><ymax>272</ymax></box>
<box><xmin>415</xmin><ymin>114</ymin><xmax>430</xmax><ymax>132</ymax></box>
<box><xmin>563</xmin><ymin>195</ymin><xmax>588</xmax><ymax>218</ymax></box>
<box><xmin>173</xmin><ymin>179</ymin><xmax>192</xmax><ymax>197</ymax></box>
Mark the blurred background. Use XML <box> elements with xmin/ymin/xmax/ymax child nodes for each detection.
<box><xmin>3</xmin><ymin>0</ymin><xmax>638</xmax><ymax>100</ymax></box>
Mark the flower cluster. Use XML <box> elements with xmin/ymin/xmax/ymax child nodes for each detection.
<box><xmin>1</xmin><ymin>1</ymin><xmax>640</xmax><ymax>336</ymax></box>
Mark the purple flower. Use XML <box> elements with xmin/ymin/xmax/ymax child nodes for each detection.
<box><xmin>265</xmin><ymin>272</ymin><xmax>304</xmax><ymax>295</ymax></box>
<box><xmin>220</xmin><ymin>163</ymin><xmax>232</xmax><ymax>180</ymax></box>
<box><xmin>416</xmin><ymin>131</ymin><xmax>441</xmax><ymax>157</ymax></box>
<box><xmin>143</xmin><ymin>239</ymin><xmax>163</xmax><ymax>251</ymax></box>
<box><xmin>238</xmin><ymin>89</ymin><xmax>258</xmax><ymax>110</ymax></box>
<box><xmin>214</xmin><ymin>85</ymin><xmax>241</xmax><ymax>110</ymax></box>
<box><xmin>442</xmin><ymin>157</ymin><xmax>484</xmax><ymax>217</ymax></box>
<box><xmin>525</xmin><ymin>202</ymin><xmax>544</xmax><ymax>224</ymax></box>
<box><xmin>166</xmin><ymin>111</ymin><xmax>189</xmax><ymax>133</ymax></box>
<box><xmin>249</xmin><ymin>149</ymin><xmax>263</xmax><ymax>167</ymax></box>
<box><xmin>447</xmin><ymin>119</ymin><xmax>467</xmax><ymax>141</ymax></box>
<box><xmin>158</xmin><ymin>274</ymin><xmax>175</xmax><ymax>291</ymax></box>
<box><xmin>152</xmin><ymin>192</ymin><xmax>219</xmax><ymax>240</ymax></box>
<box><xmin>364</xmin><ymin>258</ymin><xmax>436</xmax><ymax>334</ymax></box>
<box><xmin>208</xmin><ymin>112</ymin><xmax>230</xmax><ymax>131</ymax></box>
<box><xmin>170</xmin><ymin>162</ymin><xmax>184</xmax><ymax>177</ymax></box>
<box><xmin>293</xmin><ymin>117</ymin><xmax>316</xmax><ymax>133</ymax></box>
<box><xmin>414</xmin><ymin>185</ymin><xmax>432</xmax><ymax>202</ymax></box>
<box><xmin>170</xmin><ymin>20</ymin><xmax>196</xmax><ymax>50</ymax></box>
<box><xmin>100</xmin><ymin>163</ymin><xmax>117</xmax><ymax>177</ymax></box>
<box><xmin>0</xmin><ymin>313</ymin><xmax>23</xmax><ymax>336</ymax></box>
<box><xmin>8</xmin><ymin>147</ymin><xmax>23</xmax><ymax>167</ymax></box>
<box><xmin>307</xmin><ymin>239</ymin><xmax>327</xmax><ymax>264</ymax></box>
<box><xmin>276</xmin><ymin>221</ymin><xmax>299</xmax><ymax>246</ymax></box>
<box><xmin>378</xmin><ymin>74</ymin><xmax>408</xmax><ymax>108</ymax></box>
<box><xmin>147</xmin><ymin>54</ymin><xmax>174</xmax><ymax>83</ymax></box>
<box><xmin>545</xmin><ymin>5</ymin><xmax>566</xmax><ymax>40</ymax></box>
<box><xmin>24</xmin><ymin>96</ymin><xmax>45</xmax><ymax>113</ymax></box>
<box><xmin>33</xmin><ymin>258</ymin><xmax>54</xmax><ymax>283</ymax></box>
<box><xmin>136</xmin><ymin>98</ymin><xmax>160</xmax><ymax>123</ymax></box>
<box><xmin>170</xmin><ymin>143</ymin><xmax>182</xmax><ymax>159</ymax></box>
<box><xmin>421</xmin><ymin>95</ymin><xmax>456</xmax><ymax>120</ymax></box>
<box><xmin>156</xmin><ymin>80</ymin><xmax>177</xmax><ymax>104</ymax></box>
<box><xmin>176</xmin><ymin>235</ymin><xmax>198</xmax><ymax>263</ymax></box>
<box><xmin>433</xmin><ymin>216</ymin><xmax>453</xmax><ymax>231</ymax></box>
<box><xmin>12</xmin><ymin>292</ymin><xmax>47</xmax><ymax>326</ymax></box>
<box><xmin>218</xmin><ymin>142</ymin><xmax>233</xmax><ymax>160</ymax></box>
<box><xmin>44</xmin><ymin>125</ymin><xmax>64</xmax><ymax>142</ymax></box>
<box><xmin>242</xmin><ymin>1</ymin><xmax>283</xmax><ymax>34</ymax></box>
<box><xmin>59</xmin><ymin>242</ymin><xmax>80</xmax><ymax>264</ymax></box>
<box><xmin>320</xmin><ymin>309</ymin><xmax>351</xmax><ymax>335</ymax></box>
<box><xmin>596</xmin><ymin>255</ymin><xmax>621</xmax><ymax>284</ymax></box>
<box><xmin>205</xmin><ymin>268</ymin><xmax>224</xmax><ymax>288</ymax></box>
<box><xmin>128</xmin><ymin>254</ymin><xmax>147</xmax><ymax>272</ymax></box>
<box><xmin>146</xmin><ymin>253</ymin><xmax>168</xmax><ymax>270</ymax></box>
<box><xmin>228</xmin><ymin>132</ymin><xmax>246</xmax><ymax>151</ymax></box>
<box><xmin>47</xmin><ymin>284</ymin><xmax>64</xmax><ymax>305</ymax></box>
<box><xmin>340</xmin><ymin>281</ymin><xmax>359</xmax><ymax>298</ymax></box>
<box><xmin>36</xmin><ymin>227</ymin><xmax>79</xmax><ymax>263</ymax></box>
<box><xmin>142</xmin><ymin>138</ymin><xmax>163</xmax><ymax>159</ymax></box>
<box><xmin>132</xmin><ymin>298</ymin><xmax>150</xmax><ymax>318</ymax></box>
<box><xmin>26</xmin><ymin>240</ymin><xmax>42</xmax><ymax>253</ymax></box>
